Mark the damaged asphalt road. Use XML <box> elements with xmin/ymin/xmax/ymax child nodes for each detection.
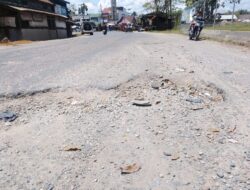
<box><xmin>0</xmin><ymin>32</ymin><xmax>250</xmax><ymax>190</ymax></box>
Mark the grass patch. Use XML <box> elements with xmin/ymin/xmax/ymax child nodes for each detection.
<box><xmin>206</xmin><ymin>23</ymin><xmax>250</xmax><ymax>31</ymax></box>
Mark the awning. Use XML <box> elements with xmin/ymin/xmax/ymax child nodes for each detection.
<box><xmin>7</xmin><ymin>5</ymin><xmax>68</xmax><ymax>19</ymax></box>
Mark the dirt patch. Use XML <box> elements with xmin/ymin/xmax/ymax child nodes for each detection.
<box><xmin>0</xmin><ymin>40</ymin><xmax>32</xmax><ymax>46</ymax></box>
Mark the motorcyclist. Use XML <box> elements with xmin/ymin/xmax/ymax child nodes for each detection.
<box><xmin>190</xmin><ymin>11</ymin><xmax>205</xmax><ymax>33</ymax></box>
<box><xmin>103</xmin><ymin>24</ymin><xmax>108</xmax><ymax>35</ymax></box>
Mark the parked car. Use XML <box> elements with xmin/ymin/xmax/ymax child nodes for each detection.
<box><xmin>81</xmin><ymin>22</ymin><xmax>94</xmax><ymax>35</ymax></box>
<box><xmin>89</xmin><ymin>22</ymin><xmax>97</xmax><ymax>31</ymax></box>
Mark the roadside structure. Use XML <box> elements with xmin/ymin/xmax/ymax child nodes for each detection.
<box><xmin>238</xmin><ymin>14</ymin><xmax>250</xmax><ymax>23</ymax></box>
<box><xmin>117</xmin><ymin>15</ymin><xmax>136</xmax><ymax>31</ymax></box>
<box><xmin>219</xmin><ymin>14</ymin><xmax>238</xmax><ymax>22</ymax></box>
<box><xmin>0</xmin><ymin>0</ymin><xmax>72</xmax><ymax>41</ymax></box>
<box><xmin>102</xmin><ymin>6</ymin><xmax>127</xmax><ymax>23</ymax></box>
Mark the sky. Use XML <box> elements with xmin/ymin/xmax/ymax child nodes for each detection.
<box><xmin>68</xmin><ymin>0</ymin><xmax>250</xmax><ymax>14</ymax></box>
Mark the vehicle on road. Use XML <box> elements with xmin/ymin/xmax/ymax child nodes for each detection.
<box><xmin>136</xmin><ymin>25</ymin><xmax>145</xmax><ymax>32</ymax></box>
<box><xmin>81</xmin><ymin>22</ymin><xmax>94</xmax><ymax>35</ymax></box>
<box><xmin>103</xmin><ymin>25</ymin><xmax>108</xmax><ymax>35</ymax></box>
<box><xmin>125</xmin><ymin>24</ymin><xmax>133</xmax><ymax>32</ymax></box>
<box><xmin>189</xmin><ymin>11</ymin><xmax>205</xmax><ymax>41</ymax></box>
<box><xmin>189</xmin><ymin>20</ymin><xmax>204</xmax><ymax>40</ymax></box>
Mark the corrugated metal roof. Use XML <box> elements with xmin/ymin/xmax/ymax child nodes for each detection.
<box><xmin>37</xmin><ymin>0</ymin><xmax>53</xmax><ymax>5</ymax></box>
<box><xmin>7</xmin><ymin>5</ymin><xmax>67</xmax><ymax>19</ymax></box>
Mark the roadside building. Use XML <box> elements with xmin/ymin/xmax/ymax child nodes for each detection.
<box><xmin>102</xmin><ymin>7</ymin><xmax>112</xmax><ymax>23</ymax></box>
<box><xmin>218</xmin><ymin>14</ymin><xmax>238</xmax><ymax>22</ymax></box>
<box><xmin>88</xmin><ymin>13</ymin><xmax>102</xmax><ymax>25</ymax></box>
<box><xmin>116</xmin><ymin>7</ymin><xmax>127</xmax><ymax>21</ymax></box>
<box><xmin>102</xmin><ymin>6</ymin><xmax>127</xmax><ymax>23</ymax></box>
<box><xmin>0</xmin><ymin>0</ymin><xmax>71</xmax><ymax>41</ymax></box>
<box><xmin>238</xmin><ymin>14</ymin><xmax>250</xmax><ymax>23</ymax></box>
<box><xmin>117</xmin><ymin>15</ymin><xmax>136</xmax><ymax>31</ymax></box>
<box><xmin>141</xmin><ymin>12</ymin><xmax>172</xmax><ymax>30</ymax></box>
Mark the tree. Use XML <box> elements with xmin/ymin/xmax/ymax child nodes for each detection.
<box><xmin>132</xmin><ymin>11</ymin><xmax>138</xmax><ymax>16</ymax></box>
<box><xmin>236</xmin><ymin>9</ymin><xmax>250</xmax><ymax>15</ymax></box>
<box><xmin>185</xmin><ymin>0</ymin><xmax>220</xmax><ymax>21</ymax></box>
<box><xmin>68</xmin><ymin>4</ymin><xmax>77</xmax><ymax>17</ymax></box>
<box><xmin>78</xmin><ymin>3</ymin><xmax>88</xmax><ymax>16</ymax></box>
<box><xmin>143</xmin><ymin>2</ymin><xmax>154</xmax><ymax>12</ymax></box>
<box><xmin>228</xmin><ymin>0</ymin><xmax>241</xmax><ymax>22</ymax></box>
<box><xmin>143</xmin><ymin>0</ymin><xmax>181</xmax><ymax>16</ymax></box>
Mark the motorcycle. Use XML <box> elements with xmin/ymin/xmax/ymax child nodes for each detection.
<box><xmin>189</xmin><ymin>20</ymin><xmax>203</xmax><ymax>41</ymax></box>
<box><xmin>103</xmin><ymin>29</ymin><xmax>107</xmax><ymax>35</ymax></box>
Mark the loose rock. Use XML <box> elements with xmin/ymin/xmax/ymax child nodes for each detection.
<box><xmin>132</xmin><ymin>100</ymin><xmax>152</xmax><ymax>107</ymax></box>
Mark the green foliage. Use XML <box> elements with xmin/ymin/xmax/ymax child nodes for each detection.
<box><xmin>143</xmin><ymin>2</ymin><xmax>155</xmax><ymax>12</ymax></box>
<box><xmin>69</xmin><ymin>4</ymin><xmax>77</xmax><ymax>16</ymax></box>
<box><xmin>185</xmin><ymin>0</ymin><xmax>219</xmax><ymax>21</ymax></box>
<box><xmin>78</xmin><ymin>3</ymin><xmax>88</xmax><ymax>15</ymax></box>
<box><xmin>237</xmin><ymin>9</ymin><xmax>250</xmax><ymax>15</ymax></box>
<box><xmin>142</xmin><ymin>0</ymin><xmax>182</xmax><ymax>14</ymax></box>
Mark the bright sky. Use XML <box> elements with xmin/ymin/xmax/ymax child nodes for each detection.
<box><xmin>68</xmin><ymin>0</ymin><xmax>250</xmax><ymax>14</ymax></box>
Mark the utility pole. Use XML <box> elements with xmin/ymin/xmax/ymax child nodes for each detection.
<box><xmin>111</xmin><ymin>0</ymin><xmax>117</xmax><ymax>21</ymax></box>
<box><xmin>232</xmin><ymin>0</ymin><xmax>236</xmax><ymax>23</ymax></box>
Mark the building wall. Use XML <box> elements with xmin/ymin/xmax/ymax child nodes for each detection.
<box><xmin>55</xmin><ymin>18</ymin><xmax>66</xmax><ymax>28</ymax></box>
<box><xmin>29</xmin><ymin>14</ymin><xmax>48</xmax><ymax>27</ymax></box>
<box><xmin>56</xmin><ymin>28</ymin><xmax>67</xmax><ymax>38</ymax></box>
<box><xmin>22</xmin><ymin>29</ymin><xmax>51</xmax><ymax>40</ymax></box>
<box><xmin>0</xmin><ymin>16</ymin><xmax>16</xmax><ymax>27</ymax></box>
<box><xmin>21</xmin><ymin>28</ymin><xmax>66</xmax><ymax>41</ymax></box>
<box><xmin>8</xmin><ymin>28</ymin><xmax>22</xmax><ymax>41</ymax></box>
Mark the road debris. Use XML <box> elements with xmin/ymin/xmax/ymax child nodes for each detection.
<box><xmin>120</xmin><ymin>163</ymin><xmax>141</xmax><ymax>174</ymax></box>
<box><xmin>132</xmin><ymin>100</ymin><xmax>152</xmax><ymax>107</ymax></box>
<box><xmin>191</xmin><ymin>107</ymin><xmax>204</xmax><ymax>111</ymax></box>
<box><xmin>63</xmin><ymin>147</ymin><xmax>81</xmax><ymax>151</ymax></box>
<box><xmin>163</xmin><ymin>152</ymin><xmax>172</xmax><ymax>157</ymax></box>
<box><xmin>171</xmin><ymin>154</ymin><xmax>180</xmax><ymax>160</ymax></box>
<box><xmin>186</xmin><ymin>97</ymin><xmax>203</xmax><ymax>104</ymax></box>
<box><xmin>245</xmin><ymin>151</ymin><xmax>250</xmax><ymax>161</ymax></box>
<box><xmin>0</xmin><ymin>111</ymin><xmax>18</xmax><ymax>122</ymax></box>
<box><xmin>217</xmin><ymin>170</ymin><xmax>224</xmax><ymax>178</ymax></box>
<box><xmin>228</xmin><ymin>126</ymin><xmax>236</xmax><ymax>133</ymax></box>
<box><xmin>155</xmin><ymin>101</ymin><xmax>161</xmax><ymax>105</ymax></box>
<box><xmin>208</xmin><ymin>128</ymin><xmax>220</xmax><ymax>133</ymax></box>
<box><xmin>227</xmin><ymin>139</ymin><xmax>238</xmax><ymax>144</ymax></box>
<box><xmin>151</xmin><ymin>81</ymin><xmax>161</xmax><ymax>89</ymax></box>
<box><xmin>223</xmin><ymin>71</ymin><xmax>233</xmax><ymax>75</ymax></box>
<box><xmin>175</xmin><ymin>67</ymin><xmax>186</xmax><ymax>72</ymax></box>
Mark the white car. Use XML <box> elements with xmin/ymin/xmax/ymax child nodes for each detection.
<box><xmin>81</xmin><ymin>22</ymin><xmax>94</xmax><ymax>35</ymax></box>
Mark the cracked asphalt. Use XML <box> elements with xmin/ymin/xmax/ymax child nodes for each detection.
<box><xmin>0</xmin><ymin>32</ymin><xmax>250</xmax><ymax>190</ymax></box>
